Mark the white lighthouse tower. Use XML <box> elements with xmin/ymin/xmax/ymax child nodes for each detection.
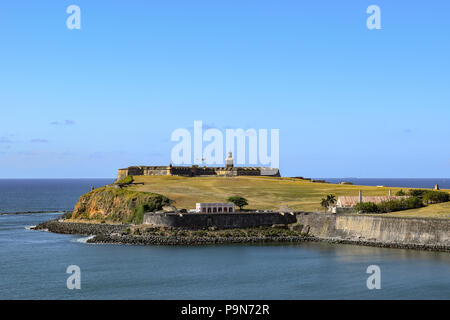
<box><xmin>225</xmin><ymin>152</ymin><xmax>234</xmax><ymax>168</ymax></box>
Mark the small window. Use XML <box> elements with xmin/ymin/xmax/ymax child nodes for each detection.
<box><xmin>207</xmin><ymin>208</ymin><xmax>212</xmax><ymax>213</ymax></box>
<box><xmin>218</xmin><ymin>207</ymin><xmax>222</xmax><ymax>212</ymax></box>
<box><xmin>224</xmin><ymin>207</ymin><xmax>228</xmax><ymax>212</ymax></box>
<box><xmin>213</xmin><ymin>207</ymin><xmax>217</xmax><ymax>213</ymax></box>
<box><xmin>202</xmin><ymin>208</ymin><xmax>206</xmax><ymax>213</ymax></box>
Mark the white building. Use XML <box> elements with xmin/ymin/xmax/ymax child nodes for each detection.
<box><xmin>195</xmin><ymin>203</ymin><xmax>235</xmax><ymax>213</ymax></box>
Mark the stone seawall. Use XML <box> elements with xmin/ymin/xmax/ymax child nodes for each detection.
<box><xmin>143</xmin><ymin>212</ymin><xmax>450</xmax><ymax>249</ymax></box>
<box><xmin>35</xmin><ymin>213</ymin><xmax>450</xmax><ymax>251</ymax></box>
<box><xmin>295</xmin><ymin>212</ymin><xmax>450</xmax><ymax>247</ymax></box>
<box><xmin>143</xmin><ymin>212</ymin><xmax>297</xmax><ymax>229</ymax></box>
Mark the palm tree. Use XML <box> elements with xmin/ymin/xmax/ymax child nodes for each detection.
<box><xmin>320</xmin><ymin>194</ymin><xmax>336</xmax><ymax>211</ymax></box>
<box><xmin>320</xmin><ymin>198</ymin><xmax>329</xmax><ymax>209</ymax></box>
<box><xmin>326</xmin><ymin>194</ymin><xmax>336</xmax><ymax>206</ymax></box>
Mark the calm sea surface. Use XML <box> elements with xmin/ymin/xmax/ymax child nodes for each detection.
<box><xmin>0</xmin><ymin>179</ymin><xmax>114</xmax><ymax>213</ymax></box>
<box><xmin>0</xmin><ymin>179</ymin><xmax>449</xmax><ymax>299</ymax></box>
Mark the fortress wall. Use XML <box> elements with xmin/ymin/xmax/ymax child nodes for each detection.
<box><xmin>295</xmin><ymin>212</ymin><xmax>450</xmax><ymax>246</ymax></box>
<box><xmin>142</xmin><ymin>211</ymin><xmax>449</xmax><ymax>248</ymax></box>
<box><xmin>215</xmin><ymin>170</ymin><xmax>237</xmax><ymax>176</ymax></box>
<box><xmin>117</xmin><ymin>165</ymin><xmax>280</xmax><ymax>179</ymax></box>
<box><xmin>144</xmin><ymin>168</ymin><xmax>170</xmax><ymax>176</ymax></box>
<box><xmin>168</xmin><ymin>166</ymin><xmax>193</xmax><ymax>177</ymax></box>
<box><xmin>116</xmin><ymin>169</ymin><xmax>129</xmax><ymax>181</ymax></box>
<box><xmin>143</xmin><ymin>212</ymin><xmax>297</xmax><ymax>229</ymax></box>
<box><xmin>235</xmin><ymin>168</ymin><xmax>261</xmax><ymax>176</ymax></box>
<box><xmin>196</xmin><ymin>167</ymin><xmax>218</xmax><ymax>175</ymax></box>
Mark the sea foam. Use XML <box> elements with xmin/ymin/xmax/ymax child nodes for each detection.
<box><xmin>74</xmin><ymin>235</ymin><xmax>96</xmax><ymax>244</ymax></box>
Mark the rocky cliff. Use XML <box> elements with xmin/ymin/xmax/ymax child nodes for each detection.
<box><xmin>71</xmin><ymin>186</ymin><xmax>172</xmax><ymax>224</ymax></box>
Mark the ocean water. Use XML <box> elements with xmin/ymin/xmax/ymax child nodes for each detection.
<box><xmin>0</xmin><ymin>179</ymin><xmax>114</xmax><ymax>213</ymax></box>
<box><xmin>0</xmin><ymin>179</ymin><xmax>449</xmax><ymax>299</ymax></box>
<box><xmin>1</xmin><ymin>213</ymin><xmax>449</xmax><ymax>300</ymax></box>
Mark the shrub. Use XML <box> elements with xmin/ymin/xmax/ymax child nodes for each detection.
<box><xmin>395</xmin><ymin>190</ymin><xmax>406</xmax><ymax>196</ymax></box>
<box><xmin>355</xmin><ymin>197</ymin><xmax>424</xmax><ymax>214</ymax></box>
<box><xmin>377</xmin><ymin>197</ymin><xmax>423</xmax><ymax>213</ymax></box>
<box><xmin>407</xmin><ymin>189</ymin><xmax>427</xmax><ymax>198</ymax></box>
<box><xmin>133</xmin><ymin>204</ymin><xmax>148</xmax><ymax>224</ymax></box>
<box><xmin>405</xmin><ymin>196</ymin><xmax>424</xmax><ymax>209</ymax></box>
<box><xmin>117</xmin><ymin>176</ymin><xmax>134</xmax><ymax>185</ymax></box>
<box><xmin>407</xmin><ymin>189</ymin><xmax>449</xmax><ymax>204</ymax></box>
<box><xmin>133</xmin><ymin>196</ymin><xmax>170</xmax><ymax>224</ymax></box>
<box><xmin>408</xmin><ymin>189</ymin><xmax>450</xmax><ymax>204</ymax></box>
<box><xmin>422</xmin><ymin>191</ymin><xmax>450</xmax><ymax>204</ymax></box>
<box><xmin>354</xmin><ymin>202</ymin><xmax>379</xmax><ymax>213</ymax></box>
<box><xmin>131</xmin><ymin>195</ymin><xmax>171</xmax><ymax>224</ymax></box>
<box><xmin>61</xmin><ymin>211</ymin><xmax>73</xmax><ymax>219</ymax></box>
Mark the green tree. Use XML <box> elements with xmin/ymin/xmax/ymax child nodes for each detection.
<box><xmin>227</xmin><ymin>196</ymin><xmax>248</xmax><ymax>211</ymax></box>
<box><xmin>326</xmin><ymin>194</ymin><xmax>336</xmax><ymax>206</ymax></box>
<box><xmin>320</xmin><ymin>194</ymin><xmax>336</xmax><ymax>210</ymax></box>
<box><xmin>320</xmin><ymin>198</ymin><xmax>329</xmax><ymax>210</ymax></box>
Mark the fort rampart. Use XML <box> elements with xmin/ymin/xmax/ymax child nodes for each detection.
<box><xmin>117</xmin><ymin>165</ymin><xmax>279</xmax><ymax>181</ymax></box>
<box><xmin>143</xmin><ymin>211</ymin><xmax>450</xmax><ymax>249</ymax></box>
<box><xmin>143</xmin><ymin>212</ymin><xmax>297</xmax><ymax>229</ymax></box>
<box><xmin>295</xmin><ymin>212</ymin><xmax>450</xmax><ymax>247</ymax></box>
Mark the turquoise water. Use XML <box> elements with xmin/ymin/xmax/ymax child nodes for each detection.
<box><xmin>1</xmin><ymin>213</ymin><xmax>449</xmax><ymax>300</ymax></box>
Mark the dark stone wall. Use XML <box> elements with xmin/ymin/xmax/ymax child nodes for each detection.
<box><xmin>143</xmin><ymin>212</ymin><xmax>297</xmax><ymax>229</ymax></box>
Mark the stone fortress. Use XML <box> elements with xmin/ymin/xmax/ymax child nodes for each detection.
<box><xmin>117</xmin><ymin>152</ymin><xmax>280</xmax><ymax>181</ymax></box>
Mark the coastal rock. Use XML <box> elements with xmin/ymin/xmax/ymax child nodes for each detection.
<box><xmin>71</xmin><ymin>186</ymin><xmax>171</xmax><ymax>224</ymax></box>
<box><xmin>162</xmin><ymin>205</ymin><xmax>177</xmax><ymax>212</ymax></box>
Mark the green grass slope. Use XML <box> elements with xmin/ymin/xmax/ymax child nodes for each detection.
<box><xmin>127</xmin><ymin>175</ymin><xmax>450</xmax><ymax>218</ymax></box>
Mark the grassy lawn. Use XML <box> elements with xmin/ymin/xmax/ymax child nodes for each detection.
<box><xmin>127</xmin><ymin>176</ymin><xmax>450</xmax><ymax>218</ymax></box>
<box><xmin>374</xmin><ymin>202</ymin><xmax>450</xmax><ymax>219</ymax></box>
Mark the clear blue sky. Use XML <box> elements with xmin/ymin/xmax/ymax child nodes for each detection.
<box><xmin>1</xmin><ymin>1</ymin><xmax>449</xmax><ymax>178</ymax></box>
